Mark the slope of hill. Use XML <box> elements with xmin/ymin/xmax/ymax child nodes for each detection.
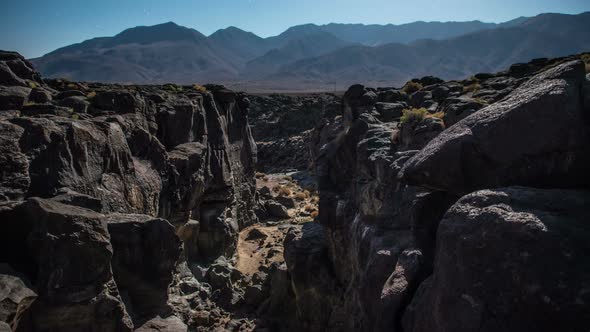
<box><xmin>30</xmin><ymin>12</ymin><xmax>590</xmax><ymax>90</ymax></box>
<box><xmin>274</xmin><ymin>25</ymin><xmax>588</xmax><ymax>89</ymax></box>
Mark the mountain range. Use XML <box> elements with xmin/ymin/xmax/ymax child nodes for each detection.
<box><xmin>30</xmin><ymin>12</ymin><xmax>590</xmax><ymax>91</ymax></box>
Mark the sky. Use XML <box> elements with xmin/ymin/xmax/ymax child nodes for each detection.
<box><xmin>1</xmin><ymin>0</ymin><xmax>589</xmax><ymax>58</ymax></box>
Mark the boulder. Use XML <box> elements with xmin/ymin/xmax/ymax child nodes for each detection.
<box><xmin>417</xmin><ymin>76</ymin><xmax>444</xmax><ymax>86</ymax></box>
<box><xmin>375</xmin><ymin>102</ymin><xmax>404</xmax><ymax>122</ymax></box>
<box><xmin>0</xmin><ymin>266</ymin><xmax>37</xmax><ymax>331</ymax></box>
<box><xmin>57</xmin><ymin>96</ymin><xmax>90</xmax><ymax>113</ymax></box>
<box><xmin>378</xmin><ymin>89</ymin><xmax>407</xmax><ymax>103</ymax></box>
<box><xmin>264</xmin><ymin>200</ymin><xmax>291</xmax><ymax>219</ymax></box>
<box><xmin>0</xmin><ymin>62</ymin><xmax>26</xmax><ymax>87</ymax></box>
<box><xmin>398</xmin><ymin>116</ymin><xmax>445</xmax><ymax>152</ymax></box>
<box><xmin>135</xmin><ymin>316</ymin><xmax>187</xmax><ymax>332</ymax></box>
<box><xmin>409</xmin><ymin>90</ymin><xmax>432</xmax><ymax>108</ymax></box>
<box><xmin>92</xmin><ymin>90</ymin><xmax>145</xmax><ymax>114</ymax></box>
<box><xmin>0</xmin><ymin>52</ymin><xmax>41</xmax><ymax>84</ymax></box>
<box><xmin>0</xmin><ymin>86</ymin><xmax>30</xmax><ymax>110</ymax></box>
<box><xmin>401</xmin><ymin>60</ymin><xmax>590</xmax><ymax>195</ymax></box>
<box><xmin>20</xmin><ymin>103</ymin><xmax>73</xmax><ymax>117</ymax></box>
<box><xmin>404</xmin><ymin>187</ymin><xmax>590</xmax><ymax>332</ymax></box>
<box><xmin>28</xmin><ymin>88</ymin><xmax>52</xmax><ymax>104</ymax></box>
<box><xmin>0</xmin><ymin>198</ymin><xmax>133</xmax><ymax>332</ymax></box>
<box><xmin>430</xmin><ymin>85</ymin><xmax>450</xmax><ymax>101</ymax></box>
<box><xmin>275</xmin><ymin>195</ymin><xmax>296</xmax><ymax>209</ymax></box>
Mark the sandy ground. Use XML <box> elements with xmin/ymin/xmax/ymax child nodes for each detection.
<box><xmin>236</xmin><ymin>172</ymin><xmax>320</xmax><ymax>277</ymax></box>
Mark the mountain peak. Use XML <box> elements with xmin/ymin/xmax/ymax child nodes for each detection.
<box><xmin>210</xmin><ymin>26</ymin><xmax>258</xmax><ymax>38</ymax></box>
<box><xmin>112</xmin><ymin>22</ymin><xmax>206</xmax><ymax>45</ymax></box>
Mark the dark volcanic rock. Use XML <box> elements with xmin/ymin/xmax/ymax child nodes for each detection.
<box><xmin>20</xmin><ymin>103</ymin><xmax>73</xmax><ymax>117</ymax></box>
<box><xmin>404</xmin><ymin>187</ymin><xmax>590</xmax><ymax>332</ymax></box>
<box><xmin>0</xmin><ymin>265</ymin><xmax>37</xmax><ymax>332</ymax></box>
<box><xmin>398</xmin><ymin>116</ymin><xmax>445</xmax><ymax>151</ymax></box>
<box><xmin>0</xmin><ymin>198</ymin><xmax>133</xmax><ymax>332</ymax></box>
<box><xmin>0</xmin><ymin>121</ymin><xmax>29</xmax><ymax>201</ymax></box>
<box><xmin>284</xmin><ymin>223</ymin><xmax>342</xmax><ymax>332</ymax></box>
<box><xmin>57</xmin><ymin>96</ymin><xmax>90</xmax><ymax>113</ymax></box>
<box><xmin>135</xmin><ymin>316</ymin><xmax>188</xmax><ymax>332</ymax></box>
<box><xmin>0</xmin><ymin>86</ymin><xmax>30</xmax><ymax>111</ymax></box>
<box><xmin>439</xmin><ymin>96</ymin><xmax>486</xmax><ymax>127</ymax></box>
<box><xmin>264</xmin><ymin>200</ymin><xmax>291</xmax><ymax>219</ymax></box>
<box><xmin>401</xmin><ymin>60</ymin><xmax>590</xmax><ymax>195</ymax></box>
<box><xmin>0</xmin><ymin>52</ymin><xmax>258</xmax><ymax>331</ymax></box>
<box><xmin>106</xmin><ymin>215</ymin><xmax>182</xmax><ymax>323</ymax></box>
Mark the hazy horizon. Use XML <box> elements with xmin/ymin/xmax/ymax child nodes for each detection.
<box><xmin>2</xmin><ymin>0</ymin><xmax>590</xmax><ymax>58</ymax></box>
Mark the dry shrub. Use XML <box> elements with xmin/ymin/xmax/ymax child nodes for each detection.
<box><xmin>463</xmin><ymin>82</ymin><xmax>481</xmax><ymax>93</ymax></box>
<box><xmin>278</xmin><ymin>186</ymin><xmax>292</xmax><ymax>197</ymax></box>
<box><xmin>402</xmin><ymin>81</ymin><xmax>423</xmax><ymax>95</ymax></box>
<box><xmin>304</xmin><ymin>204</ymin><xmax>315</xmax><ymax>212</ymax></box>
<box><xmin>87</xmin><ymin>91</ymin><xmax>97</xmax><ymax>98</ymax></box>
<box><xmin>400</xmin><ymin>108</ymin><xmax>428</xmax><ymax>124</ymax></box>
<box><xmin>310</xmin><ymin>211</ymin><xmax>319</xmax><ymax>218</ymax></box>
<box><xmin>295</xmin><ymin>192</ymin><xmax>307</xmax><ymax>201</ymax></box>
<box><xmin>310</xmin><ymin>196</ymin><xmax>320</xmax><ymax>204</ymax></box>
<box><xmin>430</xmin><ymin>111</ymin><xmax>445</xmax><ymax>119</ymax></box>
<box><xmin>193</xmin><ymin>84</ymin><xmax>207</xmax><ymax>92</ymax></box>
<box><xmin>255</xmin><ymin>172</ymin><xmax>265</xmax><ymax>178</ymax></box>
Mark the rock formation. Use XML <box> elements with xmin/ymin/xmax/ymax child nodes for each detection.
<box><xmin>0</xmin><ymin>50</ymin><xmax>258</xmax><ymax>331</ymax></box>
<box><xmin>285</xmin><ymin>54</ymin><xmax>590</xmax><ymax>332</ymax></box>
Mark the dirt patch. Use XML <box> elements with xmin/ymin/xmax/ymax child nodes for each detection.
<box><xmin>236</xmin><ymin>225</ymin><xmax>286</xmax><ymax>277</ymax></box>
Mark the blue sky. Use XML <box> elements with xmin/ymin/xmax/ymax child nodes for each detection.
<box><xmin>1</xmin><ymin>0</ymin><xmax>589</xmax><ymax>58</ymax></box>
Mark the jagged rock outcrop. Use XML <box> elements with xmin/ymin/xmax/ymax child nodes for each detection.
<box><xmin>285</xmin><ymin>54</ymin><xmax>590</xmax><ymax>332</ymax></box>
<box><xmin>401</xmin><ymin>60</ymin><xmax>590</xmax><ymax>195</ymax></box>
<box><xmin>0</xmin><ymin>51</ymin><xmax>257</xmax><ymax>331</ymax></box>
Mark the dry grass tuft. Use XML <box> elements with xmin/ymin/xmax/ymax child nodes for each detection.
<box><xmin>463</xmin><ymin>82</ymin><xmax>481</xmax><ymax>93</ymax></box>
<box><xmin>193</xmin><ymin>84</ymin><xmax>207</xmax><ymax>93</ymax></box>
<box><xmin>402</xmin><ymin>81</ymin><xmax>423</xmax><ymax>95</ymax></box>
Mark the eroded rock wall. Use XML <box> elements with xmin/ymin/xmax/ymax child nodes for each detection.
<box><xmin>286</xmin><ymin>55</ymin><xmax>590</xmax><ymax>331</ymax></box>
<box><xmin>0</xmin><ymin>51</ymin><xmax>257</xmax><ymax>331</ymax></box>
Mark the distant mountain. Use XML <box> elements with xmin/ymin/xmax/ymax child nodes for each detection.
<box><xmin>320</xmin><ymin>21</ymin><xmax>498</xmax><ymax>45</ymax></box>
<box><xmin>33</xmin><ymin>22</ymin><xmax>242</xmax><ymax>83</ymax></box>
<box><xmin>278</xmin><ymin>25</ymin><xmax>587</xmax><ymax>88</ymax></box>
<box><xmin>30</xmin><ymin>12</ymin><xmax>590</xmax><ymax>90</ymax></box>
<box><xmin>209</xmin><ymin>26</ymin><xmax>271</xmax><ymax>61</ymax></box>
<box><xmin>242</xmin><ymin>32</ymin><xmax>354</xmax><ymax>79</ymax></box>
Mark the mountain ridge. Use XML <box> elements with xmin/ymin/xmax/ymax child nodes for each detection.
<box><xmin>30</xmin><ymin>11</ymin><xmax>590</xmax><ymax>91</ymax></box>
